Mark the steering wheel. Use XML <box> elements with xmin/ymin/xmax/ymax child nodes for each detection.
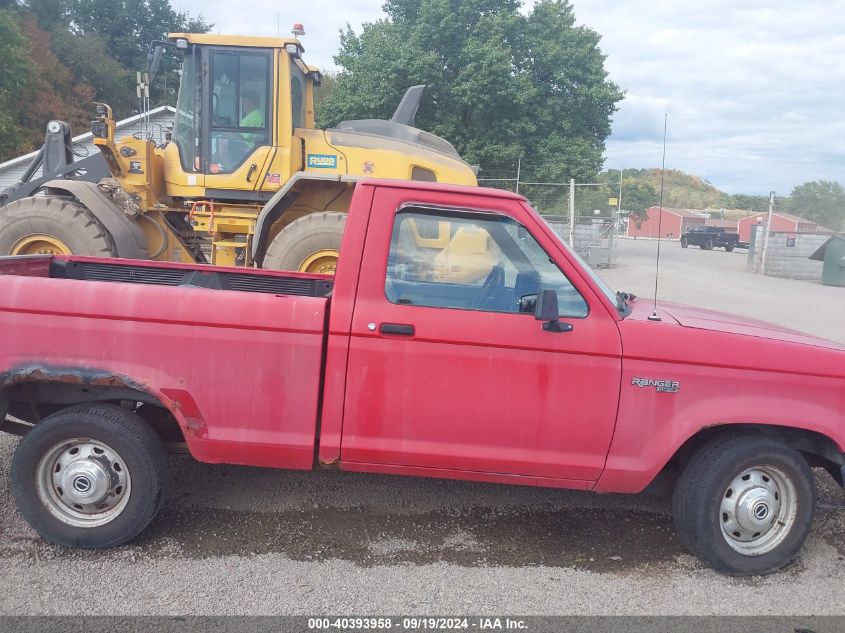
<box><xmin>472</xmin><ymin>265</ymin><xmax>505</xmax><ymax>309</ymax></box>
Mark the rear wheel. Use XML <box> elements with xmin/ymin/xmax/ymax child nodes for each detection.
<box><xmin>263</xmin><ymin>212</ymin><xmax>347</xmax><ymax>274</ymax></box>
<box><xmin>672</xmin><ymin>434</ymin><xmax>815</xmax><ymax>575</ymax></box>
<box><xmin>725</xmin><ymin>245</ymin><xmax>735</xmax><ymax>252</ymax></box>
<box><xmin>0</xmin><ymin>196</ymin><xmax>116</xmax><ymax>257</ymax></box>
<box><xmin>11</xmin><ymin>404</ymin><xmax>168</xmax><ymax>548</ymax></box>
<box><xmin>681</xmin><ymin>237</ymin><xmax>689</xmax><ymax>248</ymax></box>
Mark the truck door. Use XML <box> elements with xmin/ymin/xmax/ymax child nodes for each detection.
<box><xmin>340</xmin><ymin>190</ymin><xmax>623</xmax><ymax>484</ymax></box>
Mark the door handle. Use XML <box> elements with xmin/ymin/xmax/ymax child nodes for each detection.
<box><xmin>246</xmin><ymin>164</ymin><xmax>257</xmax><ymax>182</ymax></box>
<box><xmin>379</xmin><ymin>323</ymin><xmax>415</xmax><ymax>336</ymax></box>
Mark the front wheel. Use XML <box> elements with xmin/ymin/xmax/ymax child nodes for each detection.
<box><xmin>680</xmin><ymin>238</ymin><xmax>689</xmax><ymax>248</ymax></box>
<box><xmin>11</xmin><ymin>404</ymin><xmax>168</xmax><ymax>548</ymax></box>
<box><xmin>725</xmin><ymin>245</ymin><xmax>735</xmax><ymax>252</ymax></box>
<box><xmin>672</xmin><ymin>434</ymin><xmax>815</xmax><ymax>575</ymax></box>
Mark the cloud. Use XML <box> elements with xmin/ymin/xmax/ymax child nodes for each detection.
<box><xmin>575</xmin><ymin>0</ymin><xmax>845</xmax><ymax>193</ymax></box>
<box><xmin>174</xmin><ymin>0</ymin><xmax>384</xmax><ymax>68</ymax></box>
<box><xmin>174</xmin><ymin>0</ymin><xmax>844</xmax><ymax>194</ymax></box>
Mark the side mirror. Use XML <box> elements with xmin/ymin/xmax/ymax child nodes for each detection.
<box><xmin>147</xmin><ymin>45</ymin><xmax>164</xmax><ymax>83</ymax></box>
<box><xmin>534</xmin><ymin>289</ymin><xmax>573</xmax><ymax>333</ymax></box>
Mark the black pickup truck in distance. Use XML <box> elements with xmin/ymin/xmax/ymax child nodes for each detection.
<box><xmin>681</xmin><ymin>226</ymin><xmax>746</xmax><ymax>251</ymax></box>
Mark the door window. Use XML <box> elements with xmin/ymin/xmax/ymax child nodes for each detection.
<box><xmin>209</xmin><ymin>51</ymin><xmax>270</xmax><ymax>173</ymax></box>
<box><xmin>385</xmin><ymin>209</ymin><xmax>588</xmax><ymax>317</ymax></box>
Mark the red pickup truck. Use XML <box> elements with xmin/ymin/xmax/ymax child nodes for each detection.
<box><xmin>1</xmin><ymin>180</ymin><xmax>843</xmax><ymax>576</ymax></box>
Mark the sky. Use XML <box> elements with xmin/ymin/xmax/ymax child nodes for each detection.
<box><xmin>177</xmin><ymin>0</ymin><xmax>845</xmax><ymax>195</ymax></box>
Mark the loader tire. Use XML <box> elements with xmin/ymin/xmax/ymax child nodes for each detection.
<box><xmin>263</xmin><ymin>211</ymin><xmax>347</xmax><ymax>274</ymax></box>
<box><xmin>0</xmin><ymin>196</ymin><xmax>117</xmax><ymax>257</ymax></box>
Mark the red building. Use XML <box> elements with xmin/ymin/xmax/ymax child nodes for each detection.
<box><xmin>736</xmin><ymin>212</ymin><xmax>819</xmax><ymax>243</ymax></box>
<box><xmin>627</xmin><ymin>206</ymin><xmax>706</xmax><ymax>240</ymax></box>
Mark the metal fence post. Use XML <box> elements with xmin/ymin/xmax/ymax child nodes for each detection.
<box><xmin>568</xmin><ymin>178</ymin><xmax>575</xmax><ymax>248</ymax></box>
<box><xmin>609</xmin><ymin>165</ymin><xmax>622</xmax><ymax>267</ymax></box>
<box><xmin>759</xmin><ymin>191</ymin><xmax>775</xmax><ymax>275</ymax></box>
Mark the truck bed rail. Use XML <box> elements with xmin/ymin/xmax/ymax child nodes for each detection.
<box><xmin>0</xmin><ymin>255</ymin><xmax>334</xmax><ymax>298</ymax></box>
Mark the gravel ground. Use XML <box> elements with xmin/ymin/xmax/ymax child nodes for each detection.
<box><xmin>1</xmin><ymin>238</ymin><xmax>843</xmax><ymax>615</ymax></box>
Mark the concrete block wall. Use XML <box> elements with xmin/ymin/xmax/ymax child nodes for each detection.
<box><xmin>545</xmin><ymin>221</ymin><xmax>605</xmax><ymax>258</ymax></box>
<box><xmin>747</xmin><ymin>228</ymin><xmax>827</xmax><ymax>281</ymax></box>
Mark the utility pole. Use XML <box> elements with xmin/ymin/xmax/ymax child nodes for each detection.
<box><xmin>515</xmin><ymin>157</ymin><xmax>521</xmax><ymax>195</ymax></box>
<box><xmin>759</xmin><ymin>191</ymin><xmax>775</xmax><ymax>275</ymax></box>
<box><xmin>610</xmin><ymin>162</ymin><xmax>623</xmax><ymax>267</ymax></box>
<box><xmin>568</xmin><ymin>178</ymin><xmax>576</xmax><ymax>247</ymax></box>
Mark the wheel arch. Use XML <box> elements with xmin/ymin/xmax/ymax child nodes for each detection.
<box><xmin>41</xmin><ymin>180</ymin><xmax>148</xmax><ymax>259</ymax></box>
<box><xmin>0</xmin><ymin>365</ymin><xmax>192</xmax><ymax>451</ymax></box>
<box><xmin>656</xmin><ymin>423</ymin><xmax>845</xmax><ymax>489</ymax></box>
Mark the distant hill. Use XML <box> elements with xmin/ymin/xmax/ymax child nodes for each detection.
<box><xmin>601</xmin><ymin>168</ymin><xmax>774</xmax><ymax>214</ymax></box>
<box><xmin>631</xmin><ymin>168</ymin><xmax>728</xmax><ymax>209</ymax></box>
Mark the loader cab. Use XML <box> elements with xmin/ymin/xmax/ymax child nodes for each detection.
<box><xmin>163</xmin><ymin>33</ymin><xmax>321</xmax><ymax>201</ymax></box>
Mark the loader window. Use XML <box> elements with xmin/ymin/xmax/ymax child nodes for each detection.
<box><xmin>290</xmin><ymin>59</ymin><xmax>307</xmax><ymax>130</ymax></box>
<box><xmin>208</xmin><ymin>50</ymin><xmax>271</xmax><ymax>174</ymax></box>
<box><xmin>385</xmin><ymin>210</ymin><xmax>588</xmax><ymax>317</ymax></box>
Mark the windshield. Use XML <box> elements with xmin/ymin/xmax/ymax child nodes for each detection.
<box><xmin>173</xmin><ymin>47</ymin><xmax>200</xmax><ymax>171</ymax></box>
<box><xmin>536</xmin><ymin>213</ymin><xmax>623</xmax><ymax>313</ymax></box>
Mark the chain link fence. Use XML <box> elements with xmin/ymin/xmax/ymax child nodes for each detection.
<box><xmin>477</xmin><ymin>162</ymin><xmax>619</xmax><ymax>268</ymax></box>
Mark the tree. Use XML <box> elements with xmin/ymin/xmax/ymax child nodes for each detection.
<box><xmin>789</xmin><ymin>181</ymin><xmax>845</xmax><ymax>231</ymax></box>
<box><xmin>314</xmin><ymin>70</ymin><xmax>338</xmax><ymax>109</ymax></box>
<box><xmin>726</xmin><ymin>193</ymin><xmax>770</xmax><ymax>213</ymax></box>
<box><xmin>317</xmin><ymin>0</ymin><xmax>623</xmax><ymax>181</ymax></box>
<box><xmin>50</xmin><ymin>29</ymin><xmax>135</xmax><ymax>115</ymax></box>
<box><xmin>25</xmin><ymin>0</ymin><xmax>70</xmax><ymax>29</ymax></box>
<box><xmin>68</xmin><ymin>1</ymin><xmax>211</xmax><ymax>70</ymax></box>
<box><xmin>61</xmin><ymin>0</ymin><xmax>211</xmax><ymax>109</ymax></box>
<box><xmin>17</xmin><ymin>14</ymin><xmax>94</xmax><ymax>149</ymax></box>
<box><xmin>619</xmin><ymin>179</ymin><xmax>658</xmax><ymax>214</ymax></box>
<box><xmin>0</xmin><ymin>7</ymin><xmax>34</xmax><ymax>157</ymax></box>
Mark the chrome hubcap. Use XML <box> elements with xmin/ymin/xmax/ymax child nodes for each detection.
<box><xmin>720</xmin><ymin>466</ymin><xmax>797</xmax><ymax>556</ymax></box>
<box><xmin>36</xmin><ymin>439</ymin><xmax>131</xmax><ymax>528</ymax></box>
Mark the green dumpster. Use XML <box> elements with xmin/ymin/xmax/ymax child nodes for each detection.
<box><xmin>809</xmin><ymin>235</ymin><xmax>845</xmax><ymax>287</ymax></box>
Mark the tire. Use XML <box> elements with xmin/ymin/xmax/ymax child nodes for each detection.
<box><xmin>725</xmin><ymin>245</ymin><xmax>735</xmax><ymax>252</ymax></box>
<box><xmin>263</xmin><ymin>212</ymin><xmax>347</xmax><ymax>273</ymax></box>
<box><xmin>672</xmin><ymin>434</ymin><xmax>815</xmax><ymax>575</ymax></box>
<box><xmin>681</xmin><ymin>238</ymin><xmax>689</xmax><ymax>248</ymax></box>
<box><xmin>0</xmin><ymin>196</ymin><xmax>117</xmax><ymax>257</ymax></box>
<box><xmin>11</xmin><ymin>404</ymin><xmax>168</xmax><ymax>548</ymax></box>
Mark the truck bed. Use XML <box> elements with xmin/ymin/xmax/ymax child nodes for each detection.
<box><xmin>0</xmin><ymin>254</ymin><xmax>332</xmax><ymax>470</ymax></box>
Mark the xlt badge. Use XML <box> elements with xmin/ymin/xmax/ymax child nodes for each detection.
<box><xmin>632</xmin><ymin>377</ymin><xmax>680</xmax><ymax>393</ymax></box>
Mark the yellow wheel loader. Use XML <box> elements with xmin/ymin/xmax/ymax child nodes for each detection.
<box><xmin>0</xmin><ymin>32</ymin><xmax>477</xmax><ymax>273</ymax></box>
